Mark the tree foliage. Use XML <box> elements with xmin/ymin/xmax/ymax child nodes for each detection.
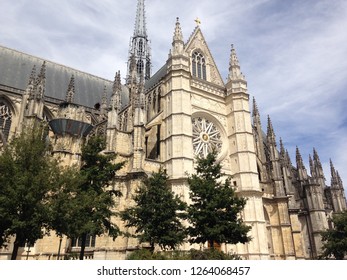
<box><xmin>320</xmin><ymin>211</ymin><xmax>347</xmax><ymax>260</ymax></box>
<box><xmin>187</xmin><ymin>151</ymin><xmax>251</xmax><ymax>248</ymax></box>
<box><xmin>0</xmin><ymin>123</ymin><xmax>73</xmax><ymax>259</ymax></box>
<box><xmin>121</xmin><ymin>168</ymin><xmax>186</xmax><ymax>252</ymax></box>
<box><xmin>49</xmin><ymin>135</ymin><xmax>125</xmax><ymax>260</ymax></box>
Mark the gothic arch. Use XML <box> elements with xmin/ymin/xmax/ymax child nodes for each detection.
<box><xmin>0</xmin><ymin>96</ymin><xmax>16</xmax><ymax>144</ymax></box>
<box><xmin>191</xmin><ymin>49</ymin><xmax>207</xmax><ymax>80</ymax></box>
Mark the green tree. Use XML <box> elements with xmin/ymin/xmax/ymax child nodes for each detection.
<box><xmin>320</xmin><ymin>211</ymin><xmax>347</xmax><ymax>260</ymax></box>
<box><xmin>121</xmin><ymin>168</ymin><xmax>186</xmax><ymax>252</ymax></box>
<box><xmin>0</xmin><ymin>123</ymin><xmax>73</xmax><ymax>260</ymax></box>
<box><xmin>187</xmin><ymin>151</ymin><xmax>251</xmax><ymax>249</ymax></box>
<box><xmin>50</xmin><ymin>135</ymin><xmax>125</xmax><ymax>260</ymax></box>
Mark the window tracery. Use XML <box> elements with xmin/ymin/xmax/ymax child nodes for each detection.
<box><xmin>192</xmin><ymin>116</ymin><xmax>222</xmax><ymax>158</ymax></box>
<box><xmin>0</xmin><ymin>102</ymin><xmax>12</xmax><ymax>143</ymax></box>
<box><xmin>192</xmin><ymin>51</ymin><xmax>207</xmax><ymax>80</ymax></box>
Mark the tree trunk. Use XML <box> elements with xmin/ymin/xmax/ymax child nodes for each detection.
<box><xmin>79</xmin><ymin>233</ymin><xmax>87</xmax><ymax>260</ymax></box>
<box><xmin>11</xmin><ymin>237</ymin><xmax>21</xmax><ymax>260</ymax></box>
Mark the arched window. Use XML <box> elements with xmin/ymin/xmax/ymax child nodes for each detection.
<box><xmin>138</xmin><ymin>39</ymin><xmax>144</xmax><ymax>56</ymax></box>
<box><xmin>192</xmin><ymin>51</ymin><xmax>206</xmax><ymax>80</ymax></box>
<box><xmin>0</xmin><ymin>101</ymin><xmax>13</xmax><ymax>143</ymax></box>
<box><xmin>137</xmin><ymin>60</ymin><xmax>144</xmax><ymax>75</ymax></box>
<box><xmin>145</xmin><ymin>60</ymin><xmax>151</xmax><ymax>80</ymax></box>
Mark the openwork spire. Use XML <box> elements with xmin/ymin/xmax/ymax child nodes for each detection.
<box><xmin>127</xmin><ymin>0</ymin><xmax>151</xmax><ymax>82</ymax></box>
<box><xmin>133</xmin><ymin>0</ymin><xmax>147</xmax><ymax>37</ymax></box>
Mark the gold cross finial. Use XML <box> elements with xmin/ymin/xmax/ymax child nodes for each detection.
<box><xmin>195</xmin><ymin>17</ymin><xmax>201</xmax><ymax>26</ymax></box>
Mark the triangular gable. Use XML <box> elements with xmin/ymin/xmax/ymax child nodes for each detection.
<box><xmin>184</xmin><ymin>27</ymin><xmax>224</xmax><ymax>87</ymax></box>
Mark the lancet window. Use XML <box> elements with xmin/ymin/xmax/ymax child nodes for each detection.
<box><xmin>192</xmin><ymin>51</ymin><xmax>207</xmax><ymax>80</ymax></box>
<box><xmin>0</xmin><ymin>101</ymin><xmax>12</xmax><ymax>143</ymax></box>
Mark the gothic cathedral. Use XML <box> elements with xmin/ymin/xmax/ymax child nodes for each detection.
<box><xmin>0</xmin><ymin>0</ymin><xmax>346</xmax><ymax>260</ymax></box>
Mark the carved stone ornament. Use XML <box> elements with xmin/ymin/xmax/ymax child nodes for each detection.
<box><xmin>192</xmin><ymin>116</ymin><xmax>222</xmax><ymax>158</ymax></box>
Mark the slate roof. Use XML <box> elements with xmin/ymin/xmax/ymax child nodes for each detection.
<box><xmin>0</xmin><ymin>45</ymin><xmax>129</xmax><ymax>109</ymax></box>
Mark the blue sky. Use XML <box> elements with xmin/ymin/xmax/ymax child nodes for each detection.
<box><xmin>1</xmin><ymin>0</ymin><xmax>347</xmax><ymax>189</ymax></box>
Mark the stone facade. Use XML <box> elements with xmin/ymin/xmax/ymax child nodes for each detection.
<box><xmin>0</xmin><ymin>0</ymin><xmax>346</xmax><ymax>260</ymax></box>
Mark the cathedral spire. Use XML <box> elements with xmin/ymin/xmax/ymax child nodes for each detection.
<box><xmin>133</xmin><ymin>0</ymin><xmax>147</xmax><ymax>37</ymax></box>
<box><xmin>127</xmin><ymin>0</ymin><xmax>151</xmax><ymax>83</ymax></box>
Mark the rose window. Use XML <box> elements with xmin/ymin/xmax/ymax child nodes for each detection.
<box><xmin>192</xmin><ymin>117</ymin><xmax>222</xmax><ymax>157</ymax></box>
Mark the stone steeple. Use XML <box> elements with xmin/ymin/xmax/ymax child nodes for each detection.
<box><xmin>126</xmin><ymin>0</ymin><xmax>151</xmax><ymax>83</ymax></box>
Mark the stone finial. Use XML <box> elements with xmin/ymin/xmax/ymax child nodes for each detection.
<box><xmin>227</xmin><ymin>44</ymin><xmax>245</xmax><ymax>83</ymax></box>
<box><xmin>37</xmin><ymin>61</ymin><xmax>46</xmax><ymax>81</ymax></box>
<box><xmin>101</xmin><ymin>85</ymin><xmax>108</xmax><ymax>109</ymax></box>
<box><xmin>266</xmin><ymin>115</ymin><xmax>276</xmax><ymax>142</ymax></box>
<box><xmin>173</xmin><ymin>17</ymin><xmax>184</xmax><ymax>42</ymax></box>
<box><xmin>279</xmin><ymin>138</ymin><xmax>285</xmax><ymax>158</ymax></box>
<box><xmin>229</xmin><ymin>44</ymin><xmax>240</xmax><ymax>68</ymax></box>
<box><xmin>296</xmin><ymin>146</ymin><xmax>305</xmax><ymax>169</ymax></box>
<box><xmin>111</xmin><ymin>71</ymin><xmax>122</xmax><ymax>112</ymax></box>
<box><xmin>65</xmin><ymin>75</ymin><xmax>75</xmax><ymax>103</ymax></box>
<box><xmin>309</xmin><ymin>154</ymin><xmax>316</xmax><ymax>178</ymax></box>
<box><xmin>252</xmin><ymin>97</ymin><xmax>260</xmax><ymax>118</ymax></box>
<box><xmin>313</xmin><ymin>148</ymin><xmax>323</xmax><ymax>169</ymax></box>
<box><xmin>330</xmin><ymin>159</ymin><xmax>338</xmax><ymax>187</ymax></box>
<box><xmin>28</xmin><ymin>65</ymin><xmax>37</xmax><ymax>86</ymax></box>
